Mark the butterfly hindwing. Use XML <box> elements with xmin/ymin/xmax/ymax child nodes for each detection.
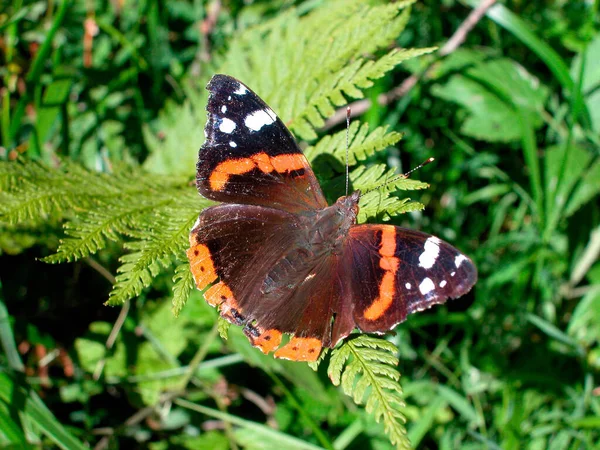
<box><xmin>197</xmin><ymin>75</ymin><xmax>327</xmax><ymax>213</ymax></box>
<box><xmin>335</xmin><ymin>224</ymin><xmax>477</xmax><ymax>339</ymax></box>
<box><xmin>188</xmin><ymin>203</ymin><xmax>339</xmax><ymax>360</ymax></box>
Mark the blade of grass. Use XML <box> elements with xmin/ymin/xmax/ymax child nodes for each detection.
<box><xmin>518</xmin><ymin>109</ymin><xmax>543</xmax><ymax>225</ymax></box>
<box><xmin>526</xmin><ymin>313</ymin><xmax>585</xmax><ymax>357</ymax></box>
<box><xmin>543</xmin><ymin>45</ymin><xmax>588</xmax><ymax>241</ymax></box>
<box><xmin>0</xmin><ymin>284</ymin><xmax>24</xmax><ymax>371</ymax></box>
<box><xmin>175</xmin><ymin>398</ymin><xmax>327</xmax><ymax>450</ymax></box>
<box><xmin>0</xmin><ymin>408</ymin><xmax>27</xmax><ymax>444</ymax></box>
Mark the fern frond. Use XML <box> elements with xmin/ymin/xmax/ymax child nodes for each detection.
<box><xmin>328</xmin><ymin>335</ymin><xmax>409</xmax><ymax>449</ymax></box>
<box><xmin>352</xmin><ymin>165</ymin><xmax>429</xmax><ymax>193</ymax></box>
<box><xmin>207</xmin><ymin>0</ymin><xmax>432</xmax><ymax>140</ymax></box>
<box><xmin>172</xmin><ymin>263</ymin><xmax>195</xmax><ymax>317</ymax></box>
<box><xmin>107</xmin><ymin>203</ymin><xmax>201</xmax><ymax>305</ymax></box>
<box><xmin>340</xmin><ymin>165</ymin><xmax>426</xmax><ymax>222</ymax></box>
<box><xmin>305</xmin><ymin>123</ymin><xmax>403</xmax><ymax>165</ymax></box>
<box><xmin>295</xmin><ymin>47</ymin><xmax>437</xmax><ymax>138</ymax></box>
<box><xmin>307</xmin><ymin>347</ymin><xmax>329</xmax><ymax>371</ymax></box>
<box><xmin>0</xmin><ymin>160</ymin><xmax>116</xmax><ymax>225</ymax></box>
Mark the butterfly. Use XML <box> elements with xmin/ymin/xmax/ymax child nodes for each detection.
<box><xmin>187</xmin><ymin>74</ymin><xmax>477</xmax><ymax>361</ymax></box>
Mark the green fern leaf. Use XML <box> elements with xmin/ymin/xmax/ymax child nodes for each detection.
<box><xmin>328</xmin><ymin>335</ymin><xmax>409</xmax><ymax>449</ymax></box>
<box><xmin>305</xmin><ymin>123</ymin><xmax>403</xmax><ymax>166</ymax></box>
<box><xmin>307</xmin><ymin>347</ymin><xmax>329</xmax><ymax>371</ymax></box>
<box><xmin>202</xmin><ymin>0</ymin><xmax>431</xmax><ymax>141</ymax></box>
<box><xmin>106</xmin><ymin>205</ymin><xmax>201</xmax><ymax>305</ymax></box>
<box><xmin>171</xmin><ymin>263</ymin><xmax>195</xmax><ymax>317</ymax></box>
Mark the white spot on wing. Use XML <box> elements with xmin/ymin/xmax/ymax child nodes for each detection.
<box><xmin>221</xmin><ymin>105</ymin><xmax>227</xmax><ymax>113</ymax></box>
<box><xmin>234</xmin><ymin>83</ymin><xmax>248</xmax><ymax>95</ymax></box>
<box><xmin>451</xmin><ymin>271</ymin><xmax>456</xmax><ymax>277</ymax></box>
<box><xmin>229</xmin><ymin>141</ymin><xmax>237</xmax><ymax>148</ymax></box>
<box><xmin>439</xmin><ymin>280</ymin><xmax>447</xmax><ymax>288</ymax></box>
<box><xmin>419</xmin><ymin>277</ymin><xmax>435</xmax><ymax>295</ymax></box>
<box><xmin>419</xmin><ymin>236</ymin><xmax>441</xmax><ymax>269</ymax></box>
<box><xmin>455</xmin><ymin>254</ymin><xmax>467</xmax><ymax>268</ymax></box>
<box><xmin>219</xmin><ymin>118</ymin><xmax>236</xmax><ymax>133</ymax></box>
<box><xmin>227</xmin><ymin>95</ymin><xmax>232</xmax><ymax>101</ymax></box>
<box><xmin>245</xmin><ymin>109</ymin><xmax>276</xmax><ymax>131</ymax></box>
<box><xmin>405</xmin><ymin>282</ymin><xmax>412</xmax><ymax>289</ymax></box>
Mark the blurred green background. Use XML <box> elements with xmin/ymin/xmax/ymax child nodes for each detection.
<box><xmin>1</xmin><ymin>0</ymin><xmax>599</xmax><ymax>449</ymax></box>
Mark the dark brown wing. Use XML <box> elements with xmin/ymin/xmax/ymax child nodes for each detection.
<box><xmin>187</xmin><ymin>203</ymin><xmax>340</xmax><ymax>361</ymax></box>
<box><xmin>196</xmin><ymin>75</ymin><xmax>327</xmax><ymax>213</ymax></box>
<box><xmin>331</xmin><ymin>224</ymin><xmax>478</xmax><ymax>344</ymax></box>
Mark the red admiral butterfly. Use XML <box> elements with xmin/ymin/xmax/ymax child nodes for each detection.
<box><xmin>187</xmin><ymin>74</ymin><xmax>477</xmax><ymax>361</ymax></box>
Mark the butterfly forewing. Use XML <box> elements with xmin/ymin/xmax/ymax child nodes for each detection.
<box><xmin>197</xmin><ymin>75</ymin><xmax>327</xmax><ymax>213</ymax></box>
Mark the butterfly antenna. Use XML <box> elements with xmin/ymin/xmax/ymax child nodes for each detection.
<box><xmin>364</xmin><ymin>157</ymin><xmax>435</xmax><ymax>194</ymax></box>
<box><xmin>345</xmin><ymin>107</ymin><xmax>351</xmax><ymax>196</ymax></box>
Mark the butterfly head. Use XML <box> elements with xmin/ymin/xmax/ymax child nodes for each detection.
<box><xmin>335</xmin><ymin>190</ymin><xmax>361</xmax><ymax>218</ymax></box>
<box><xmin>331</xmin><ymin>189</ymin><xmax>361</xmax><ymax>231</ymax></box>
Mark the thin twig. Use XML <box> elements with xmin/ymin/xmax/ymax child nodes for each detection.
<box><xmin>323</xmin><ymin>0</ymin><xmax>498</xmax><ymax>130</ymax></box>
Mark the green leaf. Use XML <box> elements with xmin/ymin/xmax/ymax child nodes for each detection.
<box><xmin>305</xmin><ymin>123</ymin><xmax>403</xmax><ymax>166</ymax></box>
<box><xmin>172</xmin><ymin>263</ymin><xmax>195</xmax><ymax>317</ymax></box>
<box><xmin>194</xmin><ymin>0</ymin><xmax>430</xmax><ymax>141</ymax></box>
<box><xmin>431</xmin><ymin>58</ymin><xmax>548</xmax><ymax>142</ymax></box>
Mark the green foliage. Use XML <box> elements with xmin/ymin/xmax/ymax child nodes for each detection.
<box><xmin>1</xmin><ymin>0</ymin><xmax>600</xmax><ymax>449</ymax></box>
<box><xmin>2</xmin><ymin>1</ymin><xmax>435</xmax><ymax>447</ymax></box>
<box><xmin>431</xmin><ymin>56</ymin><xmax>549</xmax><ymax>142</ymax></box>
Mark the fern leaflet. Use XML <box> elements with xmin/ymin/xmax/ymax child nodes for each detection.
<box><xmin>172</xmin><ymin>263</ymin><xmax>195</xmax><ymax>317</ymax></box>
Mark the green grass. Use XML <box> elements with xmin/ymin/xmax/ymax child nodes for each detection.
<box><xmin>1</xmin><ymin>0</ymin><xmax>599</xmax><ymax>449</ymax></box>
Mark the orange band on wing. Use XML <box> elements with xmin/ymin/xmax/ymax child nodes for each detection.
<box><xmin>210</xmin><ymin>158</ymin><xmax>255</xmax><ymax>190</ymax></box>
<box><xmin>270</xmin><ymin>154</ymin><xmax>307</xmax><ymax>173</ymax></box>
<box><xmin>274</xmin><ymin>337</ymin><xmax>322</xmax><ymax>361</ymax></box>
<box><xmin>209</xmin><ymin>152</ymin><xmax>308</xmax><ymax>191</ymax></box>
<box><xmin>187</xmin><ymin>244</ymin><xmax>218</xmax><ymax>290</ymax></box>
<box><xmin>250</xmin><ymin>152</ymin><xmax>275</xmax><ymax>173</ymax></box>
<box><xmin>364</xmin><ymin>227</ymin><xmax>400</xmax><ymax>321</ymax></box>
<box><xmin>364</xmin><ymin>272</ymin><xmax>395</xmax><ymax>320</ymax></box>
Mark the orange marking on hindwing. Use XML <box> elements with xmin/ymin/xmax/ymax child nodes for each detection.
<box><xmin>363</xmin><ymin>227</ymin><xmax>400</xmax><ymax>321</ymax></box>
<box><xmin>205</xmin><ymin>281</ymin><xmax>235</xmax><ymax>307</ymax></box>
<box><xmin>274</xmin><ymin>337</ymin><xmax>322</xmax><ymax>361</ymax></box>
<box><xmin>209</xmin><ymin>153</ymin><xmax>308</xmax><ymax>191</ymax></box>
<box><xmin>186</xmin><ymin>243</ymin><xmax>218</xmax><ymax>290</ymax></box>
<box><xmin>250</xmin><ymin>328</ymin><xmax>283</xmax><ymax>354</ymax></box>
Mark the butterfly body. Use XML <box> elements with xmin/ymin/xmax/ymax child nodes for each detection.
<box><xmin>188</xmin><ymin>75</ymin><xmax>477</xmax><ymax>361</ymax></box>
